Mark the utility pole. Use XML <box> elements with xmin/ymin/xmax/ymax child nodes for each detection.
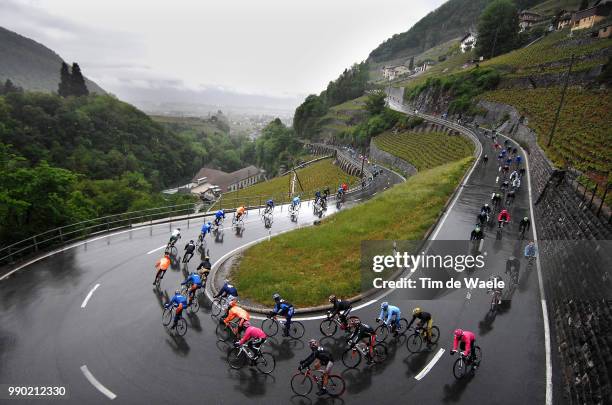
<box><xmin>548</xmin><ymin>54</ymin><xmax>574</xmax><ymax>148</ymax></box>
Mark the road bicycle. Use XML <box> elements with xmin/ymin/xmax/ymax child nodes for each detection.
<box><xmin>374</xmin><ymin>318</ymin><xmax>409</xmax><ymax>342</ymax></box>
<box><xmin>227</xmin><ymin>342</ymin><xmax>275</xmax><ymax>374</ymax></box>
<box><xmin>319</xmin><ymin>313</ymin><xmax>359</xmax><ymax>337</ymax></box>
<box><xmin>496</xmin><ymin>220</ymin><xmax>509</xmax><ymax>240</ymax></box>
<box><xmin>162</xmin><ymin>307</ymin><xmax>187</xmax><ymax>337</ymax></box>
<box><xmin>216</xmin><ymin>320</ymin><xmax>242</xmax><ymax>342</ymax></box>
<box><xmin>212</xmin><ymin>218</ymin><xmax>224</xmax><ymax>234</ymax></box>
<box><xmin>341</xmin><ymin>340</ymin><xmax>387</xmax><ymax>368</ymax></box>
<box><xmin>196</xmin><ymin>233</ymin><xmax>207</xmax><ymax>250</ymax></box>
<box><xmin>406</xmin><ymin>325</ymin><xmax>440</xmax><ymax>353</ymax></box>
<box><xmin>165</xmin><ymin>241</ymin><xmax>178</xmax><ymax>256</ymax></box>
<box><xmin>232</xmin><ymin>213</ymin><xmax>246</xmax><ymax>231</ymax></box>
<box><xmin>452</xmin><ymin>346</ymin><xmax>482</xmax><ymax>379</ymax></box>
<box><xmin>312</xmin><ymin>201</ymin><xmax>323</xmax><ymax>219</ymax></box>
<box><xmin>262</xmin><ymin>211</ymin><xmax>273</xmax><ymax>229</ymax></box>
<box><xmin>179</xmin><ymin>285</ymin><xmax>201</xmax><ymax>313</ymax></box>
<box><xmin>261</xmin><ymin>314</ymin><xmax>305</xmax><ymax>339</ymax></box>
<box><xmin>290</xmin><ymin>366</ymin><xmax>345</xmax><ymax>397</ymax></box>
<box><xmin>489</xmin><ymin>289</ymin><xmax>503</xmax><ymax>312</ymax></box>
<box><xmin>211</xmin><ymin>296</ymin><xmax>231</xmax><ymax>318</ymax></box>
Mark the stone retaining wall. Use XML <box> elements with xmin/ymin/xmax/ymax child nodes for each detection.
<box><xmin>369</xmin><ymin>140</ymin><xmax>417</xmax><ymax>178</ymax></box>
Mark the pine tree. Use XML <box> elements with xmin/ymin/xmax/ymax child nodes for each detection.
<box><xmin>58</xmin><ymin>62</ymin><xmax>72</xmax><ymax>97</ymax></box>
<box><xmin>2</xmin><ymin>79</ymin><xmax>22</xmax><ymax>94</ymax></box>
<box><xmin>70</xmin><ymin>63</ymin><xmax>89</xmax><ymax>96</ymax></box>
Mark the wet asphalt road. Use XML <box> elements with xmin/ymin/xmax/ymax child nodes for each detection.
<box><xmin>0</xmin><ymin>121</ymin><xmax>549</xmax><ymax>404</ymax></box>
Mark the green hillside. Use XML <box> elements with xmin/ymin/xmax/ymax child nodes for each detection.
<box><xmin>0</xmin><ymin>26</ymin><xmax>105</xmax><ymax>94</ymax></box>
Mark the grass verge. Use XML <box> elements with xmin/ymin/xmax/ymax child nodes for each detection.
<box><xmin>232</xmin><ymin>157</ymin><xmax>473</xmax><ymax>307</ymax></box>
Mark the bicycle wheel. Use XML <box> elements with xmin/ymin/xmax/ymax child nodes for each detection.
<box><xmin>341</xmin><ymin>348</ymin><xmax>362</xmax><ymax>368</ymax></box>
<box><xmin>288</xmin><ymin>321</ymin><xmax>305</xmax><ymax>339</ymax></box>
<box><xmin>189</xmin><ymin>297</ymin><xmax>200</xmax><ymax>313</ymax></box>
<box><xmin>430</xmin><ymin>326</ymin><xmax>440</xmax><ymax>344</ymax></box>
<box><xmin>374</xmin><ymin>324</ymin><xmax>388</xmax><ymax>342</ymax></box>
<box><xmin>162</xmin><ymin>308</ymin><xmax>173</xmax><ymax>326</ymax></box>
<box><xmin>176</xmin><ymin>318</ymin><xmax>187</xmax><ymax>337</ymax></box>
<box><xmin>372</xmin><ymin>343</ymin><xmax>387</xmax><ymax>363</ymax></box>
<box><xmin>320</xmin><ymin>319</ymin><xmax>337</xmax><ymax>337</ymax></box>
<box><xmin>216</xmin><ymin>324</ymin><xmax>233</xmax><ymax>342</ymax></box>
<box><xmin>227</xmin><ymin>348</ymin><xmax>247</xmax><ymax>370</ymax></box>
<box><xmin>290</xmin><ymin>373</ymin><xmax>313</xmax><ymax>396</ymax></box>
<box><xmin>472</xmin><ymin>346</ymin><xmax>482</xmax><ymax>367</ymax></box>
<box><xmin>261</xmin><ymin>318</ymin><xmax>278</xmax><ymax>337</ymax></box>
<box><xmin>406</xmin><ymin>333</ymin><xmax>423</xmax><ymax>353</ymax></box>
<box><xmin>453</xmin><ymin>357</ymin><xmax>466</xmax><ymax>379</ymax></box>
<box><xmin>397</xmin><ymin>318</ymin><xmax>409</xmax><ymax>336</ymax></box>
<box><xmin>211</xmin><ymin>299</ymin><xmax>223</xmax><ymax>317</ymax></box>
<box><xmin>326</xmin><ymin>375</ymin><xmax>346</xmax><ymax>397</ymax></box>
<box><xmin>255</xmin><ymin>352</ymin><xmax>276</xmax><ymax>374</ymax></box>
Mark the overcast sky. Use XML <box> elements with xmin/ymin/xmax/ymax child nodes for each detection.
<box><xmin>1</xmin><ymin>0</ymin><xmax>445</xmax><ymax>105</ymax></box>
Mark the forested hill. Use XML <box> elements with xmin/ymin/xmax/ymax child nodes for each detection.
<box><xmin>0</xmin><ymin>26</ymin><xmax>105</xmax><ymax>94</ymax></box>
<box><xmin>368</xmin><ymin>0</ymin><xmax>540</xmax><ymax>63</ymax></box>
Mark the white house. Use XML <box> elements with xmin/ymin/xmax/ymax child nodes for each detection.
<box><xmin>460</xmin><ymin>33</ymin><xmax>477</xmax><ymax>53</ymax></box>
<box><xmin>381</xmin><ymin>65</ymin><xmax>411</xmax><ymax>80</ymax></box>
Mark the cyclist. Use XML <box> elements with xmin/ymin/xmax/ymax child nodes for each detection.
<box><xmin>498</xmin><ymin>209</ymin><xmax>510</xmax><ymax>228</ymax></box>
<box><xmin>512</xmin><ymin>147</ymin><xmax>518</xmax><ymax>156</ymax></box>
<box><xmin>196</xmin><ymin>255</ymin><xmax>212</xmax><ymax>284</ymax></box>
<box><xmin>328</xmin><ymin>295</ymin><xmax>352</xmax><ymax>330</ymax></box>
<box><xmin>519</xmin><ymin>216</ymin><xmax>531</xmax><ymax>236</ymax></box>
<box><xmin>199</xmin><ymin>222</ymin><xmax>212</xmax><ymax>243</ymax></box>
<box><xmin>491</xmin><ymin>192</ymin><xmax>502</xmax><ymax>208</ymax></box>
<box><xmin>299</xmin><ymin>340</ymin><xmax>334</xmax><ymax>396</ymax></box>
<box><xmin>509</xmin><ymin>170</ymin><xmax>520</xmax><ymax>182</ymax></box>
<box><xmin>503</xmin><ymin>139</ymin><xmax>509</xmax><ymax>147</ymax></box>
<box><xmin>524</xmin><ymin>241</ymin><xmax>537</xmax><ymax>261</ymax></box>
<box><xmin>515</xmin><ymin>155</ymin><xmax>522</xmax><ymax>167</ymax></box>
<box><xmin>214</xmin><ymin>279</ymin><xmax>238</xmax><ymax>303</ymax></box>
<box><xmin>271</xmin><ymin>293</ymin><xmax>294</xmax><ymax>337</ymax></box>
<box><xmin>480</xmin><ymin>203</ymin><xmax>491</xmax><ymax>217</ymax></box>
<box><xmin>214</xmin><ymin>210</ymin><xmax>225</xmax><ymax>227</ymax></box>
<box><xmin>450</xmin><ymin>329</ymin><xmax>478</xmax><ymax>368</ymax></box>
<box><xmin>505</xmin><ymin>157</ymin><xmax>513</xmax><ymax>167</ymax></box>
<box><xmin>477</xmin><ymin>211</ymin><xmax>488</xmax><ymax>226</ymax></box>
<box><xmin>500</xmin><ymin>179</ymin><xmax>510</xmax><ymax>192</ymax></box>
<box><xmin>264</xmin><ymin>199</ymin><xmax>274</xmax><ymax>214</ymax></box>
<box><xmin>519</xmin><ymin>167</ymin><xmax>526</xmax><ymax>178</ymax></box>
<box><xmin>470</xmin><ymin>225</ymin><xmax>484</xmax><ymax>241</ymax></box>
<box><xmin>506</xmin><ymin>189</ymin><xmax>516</xmax><ymax>205</ymax></box>
<box><xmin>182</xmin><ymin>240</ymin><xmax>196</xmax><ymax>263</ymax></box>
<box><xmin>168</xmin><ymin>228</ymin><xmax>181</xmax><ymax>248</ymax></box>
<box><xmin>512</xmin><ymin>176</ymin><xmax>521</xmax><ymax>191</ymax></box>
<box><xmin>165</xmin><ymin>289</ymin><xmax>188</xmax><ymax>329</ymax></box>
<box><xmin>407</xmin><ymin>308</ymin><xmax>433</xmax><ymax>345</ymax></box>
<box><xmin>377</xmin><ymin>302</ymin><xmax>402</xmax><ymax>336</ymax></box>
<box><xmin>488</xmin><ymin>275</ymin><xmax>504</xmax><ymax>306</ymax></box>
<box><xmin>291</xmin><ymin>195</ymin><xmax>301</xmax><ymax>209</ymax></box>
<box><xmin>224</xmin><ymin>300</ymin><xmax>250</xmax><ymax>334</ymax></box>
<box><xmin>235</xmin><ymin>321</ymin><xmax>267</xmax><ymax>354</ymax></box>
<box><xmin>153</xmin><ymin>254</ymin><xmax>171</xmax><ymax>285</ymax></box>
<box><xmin>347</xmin><ymin>318</ymin><xmax>376</xmax><ymax>363</ymax></box>
<box><xmin>482</xmin><ymin>154</ymin><xmax>488</xmax><ymax>164</ymax></box>
<box><xmin>181</xmin><ymin>272</ymin><xmax>202</xmax><ymax>306</ymax></box>
<box><xmin>341</xmin><ymin>183</ymin><xmax>348</xmax><ymax>193</ymax></box>
<box><xmin>501</xmin><ymin>165</ymin><xmax>510</xmax><ymax>177</ymax></box>
<box><xmin>235</xmin><ymin>206</ymin><xmax>246</xmax><ymax>221</ymax></box>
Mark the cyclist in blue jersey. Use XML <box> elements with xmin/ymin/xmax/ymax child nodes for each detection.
<box><xmin>291</xmin><ymin>196</ymin><xmax>301</xmax><ymax>209</ymax></box>
<box><xmin>181</xmin><ymin>272</ymin><xmax>203</xmax><ymax>306</ymax></box>
<box><xmin>200</xmin><ymin>222</ymin><xmax>212</xmax><ymax>238</ymax></box>
<box><xmin>214</xmin><ymin>279</ymin><xmax>238</xmax><ymax>301</ymax></box>
<box><xmin>265</xmin><ymin>199</ymin><xmax>274</xmax><ymax>214</ymax></box>
<box><xmin>377</xmin><ymin>302</ymin><xmax>402</xmax><ymax>335</ymax></box>
<box><xmin>271</xmin><ymin>293</ymin><xmax>295</xmax><ymax>337</ymax></box>
<box><xmin>515</xmin><ymin>155</ymin><xmax>522</xmax><ymax>166</ymax></box>
<box><xmin>165</xmin><ymin>289</ymin><xmax>188</xmax><ymax>329</ymax></box>
<box><xmin>214</xmin><ymin>210</ymin><xmax>225</xmax><ymax>227</ymax></box>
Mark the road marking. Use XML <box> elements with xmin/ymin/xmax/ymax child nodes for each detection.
<box><xmin>146</xmin><ymin>245</ymin><xmax>166</xmax><ymax>255</ymax></box>
<box><xmin>495</xmin><ymin>176</ymin><xmax>499</xmax><ymax>184</ymax></box>
<box><xmin>80</xmin><ymin>365</ymin><xmax>116</xmax><ymax>400</ymax></box>
<box><xmin>520</xmin><ymin>141</ymin><xmax>552</xmax><ymax>405</ymax></box>
<box><xmin>81</xmin><ymin>284</ymin><xmax>100</xmax><ymax>308</ymax></box>
<box><xmin>414</xmin><ymin>348</ymin><xmax>445</xmax><ymax>380</ymax></box>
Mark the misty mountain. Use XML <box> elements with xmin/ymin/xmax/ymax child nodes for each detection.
<box><xmin>0</xmin><ymin>26</ymin><xmax>105</xmax><ymax>94</ymax></box>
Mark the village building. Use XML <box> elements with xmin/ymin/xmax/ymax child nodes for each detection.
<box><xmin>190</xmin><ymin>165</ymin><xmax>265</xmax><ymax>199</ymax></box>
<box><xmin>381</xmin><ymin>65</ymin><xmax>411</xmax><ymax>80</ymax></box>
<box><xmin>518</xmin><ymin>10</ymin><xmax>543</xmax><ymax>32</ymax></box>
<box><xmin>459</xmin><ymin>33</ymin><xmax>477</xmax><ymax>53</ymax></box>
<box><xmin>571</xmin><ymin>0</ymin><xmax>612</xmax><ymax>31</ymax></box>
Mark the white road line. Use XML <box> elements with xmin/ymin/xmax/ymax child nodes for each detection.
<box><xmin>495</xmin><ymin>176</ymin><xmax>499</xmax><ymax>184</ymax></box>
<box><xmin>414</xmin><ymin>348</ymin><xmax>445</xmax><ymax>381</ymax></box>
<box><xmin>80</xmin><ymin>365</ymin><xmax>116</xmax><ymax>400</ymax></box>
<box><xmin>146</xmin><ymin>245</ymin><xmax>166</xmax><ymax>255</ymax></box>
<box><xmin>520</xmin><ymin>141</ymin><xmax>552</xmax><ymax>405</ymax></box>
<box><xmin>81</xmin><ymin>284</ymin><xmax>100</xmax><ymax>308</ymax></box>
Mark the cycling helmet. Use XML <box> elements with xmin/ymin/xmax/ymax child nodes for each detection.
<box><xmin>177</xmin><ymin>228</ymin><xmax>181</xmax><ymax>231</ymax></box>
<box><xmin>243</xmin><ymin>321</ymin><xmax>251</xmax><ymax>328</ymax></box>
<box><xmin>523</xmin><ymin>217</ymin><xmax>528</xmax><ymax>221</ymax></box>
<box><xmin>272</xmin><ymin>293</ymin><xmax>281</xmax><ymax>301</ymax></box>
<box><xmin>413</xmin><ymin>307</ymin><xmax>422</xmax><ymax>316</ymax></box>
<box><xmin>229</xmin><ymin>299</ymin><xmax>238</xmax><ymax>307</ymax></box>
<box><xmin>308</xmin><ymin>339</ymin><xmax>319</xmax><ymax>349</ymax></box>
<box><xmin>454</xmin><ymin>329</ymin><xmax>464</xmax><ymax>338</ymax></box>
<box><xmin>381</xmin><ymin>302</ymin><xmax>389</xmax><ymax>310</ymax></box>
<box><xmin>204</xmin><ymin>255</ymin><xmax>210</xmax><ymax>260</ymax></box>
<box><xmin>175</xmin><ymin>289</ymin><xmax>181</xmax><ymax>295</ymax></box>
<box><xmin>328</xmin><ymin>295</ymin><xmax>337</xmax><ymax>302</ymax></box>
<box><xmin>484</xmin><ymin>203</ymin><xmax>489</xmax><ymax>208</ymax></box>
<box><xmin>475</xmin><ymin>226</ymin><xmax>481</xmax><ymax>232</ymax></box>
<box><xmin>189</xmin><ymin>240</ymin><xmax>194</xmax><ymax>243</ymax></box>
<box><xmin>207</xmin><ymin>222</ymin><xmax>212</xmax><ymax>226</ymax></box>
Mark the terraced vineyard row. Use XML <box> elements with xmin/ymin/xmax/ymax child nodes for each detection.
<box><xmin>373</xmin><ymin>131</ymin><xmax>474</xmax><ymax>171</ymax></box>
